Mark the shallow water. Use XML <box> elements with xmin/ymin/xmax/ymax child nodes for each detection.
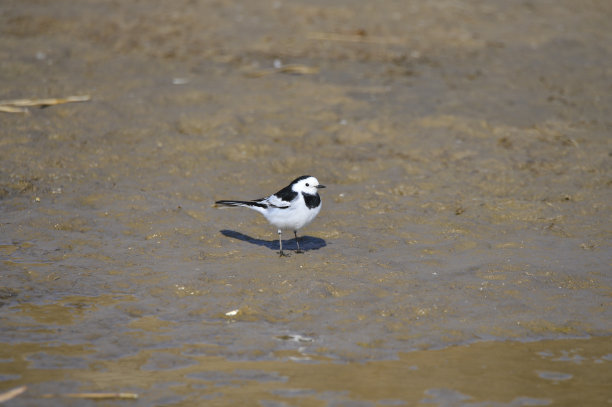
<box><xmin>1</xmin><ymin>0</ymin><xmax>611</xmax><ymax>405</ymax></box>
<box><xmin>2</xmin><ymin>337</ymin><xmax>611</xmax><ymax>406</ymax></box>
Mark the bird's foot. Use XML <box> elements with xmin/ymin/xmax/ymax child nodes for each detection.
<box><xmin>279</xmin><ymin>251</ymin><xmax>291</xmax><ymax>257</ymax></box>
<box><xmin>295</xmin><ymin>249</ymin><xmax>304</xmax><ymax>254</ymax></box>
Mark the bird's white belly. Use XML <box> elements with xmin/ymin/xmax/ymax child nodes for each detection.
<box><xmin>264</xmin><ymin>203</ymin><xmax>321</xmax><ymax>231</ymax></box>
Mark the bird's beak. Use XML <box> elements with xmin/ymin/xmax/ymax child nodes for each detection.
<box><xmin>316</xmin><ymin>184</ymin><xmax>326</xmax><ymax>189</ymax></box>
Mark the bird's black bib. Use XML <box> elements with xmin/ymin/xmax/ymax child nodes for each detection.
<box><xmin>302</xmin><ymin>192</ymin><xmax>321</xmax><ymax>209</ymax></box>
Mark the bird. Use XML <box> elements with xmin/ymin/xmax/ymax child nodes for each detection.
<box><xmin>215</xmin><ymin>175</ymin><xmax>325</xmax><ymax>256</ymax></box>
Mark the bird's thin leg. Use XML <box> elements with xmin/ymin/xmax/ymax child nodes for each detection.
<box><xmin>278</xmin><ymin>229</ymin><xmax>290</xmax><ymax>257</ymax></box>
<box><xmin>294</xmin><ymin>230</ymin><xmax>304</xmax><ymax>254</ymax></box>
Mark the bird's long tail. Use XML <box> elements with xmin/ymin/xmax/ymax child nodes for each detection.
<box><xmin>215</xmin><ymin>200</ymin><xmax>267</xmax><ymax>209</ymax></box>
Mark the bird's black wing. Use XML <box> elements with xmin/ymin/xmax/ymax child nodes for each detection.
<box><xmin>273</xmin><ymin>183</ymin><xmax>298</xmax><ymax>203</ymax></box>
<box><xmin>253</xmin><ymin>180</ymin><xmax>301</xmax><ymax>209</ymax></box>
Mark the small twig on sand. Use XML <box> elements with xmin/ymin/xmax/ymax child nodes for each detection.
<box><xmin>0</xmin><ymin>386</ymin><xmax>27</xmax><ymax>403</ymax></box>
<box><xmin>0</xmin><ymin>105</ymin><xmax>28</xmax><ymax>113</ymax></box>
<box><xmin>308</xmin><ymin>32</ymin><xmax>403</xmax><ymax>45</ymax></box>
<box><xmin>45</xmin><ymin>392</ymin><xmax>139</xmax><ymax>400</ymax></box>
<box><xmin>0</xmin><ymin>95</ymin><xmax>91</xmax><ymax>113</ymax></box>
<box><xmin>245</xmin><ymin>64</ymin><xmax>319</xmax><ymax>78</ymax></box>
<box><xmin>42</xmin><ymin>392</ymin><xmax>139</xmax><ymax>400</ymax></box>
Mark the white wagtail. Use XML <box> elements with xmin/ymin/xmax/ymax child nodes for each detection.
<box><xmin>215</xmin><ymin>175</ymin><xmax>325</xmax><ymax>256</ymax></box>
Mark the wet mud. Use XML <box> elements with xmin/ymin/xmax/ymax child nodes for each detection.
<box><xmin>1</xmin><ymin>0</ymin><xmax>611</xmax><ymax>405</ymax></box>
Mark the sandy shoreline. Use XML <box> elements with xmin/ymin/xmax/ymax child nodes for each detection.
<box><xmin>1</xmin><ymin>0</ymin><xmax>611</xmax><ymax>405</ymax></box>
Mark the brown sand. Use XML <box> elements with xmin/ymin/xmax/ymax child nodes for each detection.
<box><xmin>1</xmin><ymin>0</ymin><xmax>611</xmax><ymax>405</ymax></box>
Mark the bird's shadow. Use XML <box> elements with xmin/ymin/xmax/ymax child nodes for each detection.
<box><xmin>220</xmin><ymin>229</ymin><xmax>327</xmax><ymax>252</ymax></box>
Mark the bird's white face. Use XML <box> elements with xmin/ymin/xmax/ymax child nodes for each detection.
<box><xmin>292</xmin><ymin>176</ymin><xmax>324</xmax><ymax>194</ymax></box>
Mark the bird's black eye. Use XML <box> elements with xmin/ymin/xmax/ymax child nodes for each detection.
<box><xmin>305</xmin><ymin>183</ymin><xmax>310</xmax><ymax>187</ymax></box>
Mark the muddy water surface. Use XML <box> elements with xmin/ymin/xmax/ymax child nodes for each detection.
<box><xmin>1</xmin><ymin>0</ymin><xmax>611</xmax><ymax>405</ymax></box>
